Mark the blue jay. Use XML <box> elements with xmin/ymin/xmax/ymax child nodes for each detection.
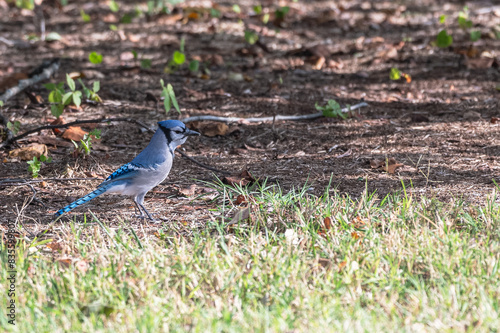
<box><xmin>54</xmin><ymin>120</ymin><xmax>200</xmax><ymax>220</ymax></box>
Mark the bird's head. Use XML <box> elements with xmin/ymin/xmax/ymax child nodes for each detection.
<box><xmin>157</xmin><ymin>120</ymin><xmax>200</xmax><ymax>150</ymax></box>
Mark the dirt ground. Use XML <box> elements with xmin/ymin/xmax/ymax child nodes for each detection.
<box><xmin>1</xmin><ymin>0</ymin><xmax>500</xmax><ymax>226</ymax></box>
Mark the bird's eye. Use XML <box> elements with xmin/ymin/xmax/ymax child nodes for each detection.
<box><xmin>174</xmin><ymin>130</ymin><xmax>182</xmax><ymax>134</ymax></box>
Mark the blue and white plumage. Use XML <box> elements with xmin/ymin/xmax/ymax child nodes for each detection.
<box><xmin>54</xmin><ymin>120</ymin><xmax>200</xmax><ymax>220</ymax></box>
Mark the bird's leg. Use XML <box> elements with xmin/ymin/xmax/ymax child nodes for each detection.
<box><xmin>138</xmin><ymin>203</ymin><xmax>155</xmax><ymax>221</ymax></box>
<box><xmin>133</xmin><ymin>196</ymin><xmax>156</xmax><ymax>222</ymax></box>
<box><xmin>132</xmin><ymin>199</ymin><xmax>145</xmax><ymax>218</ymax></box>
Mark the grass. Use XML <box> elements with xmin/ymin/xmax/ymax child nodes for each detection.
<box><xmin>1</xmin><ymin>179</ymin><xmax>500</xmax><ymax>332</ymax></box>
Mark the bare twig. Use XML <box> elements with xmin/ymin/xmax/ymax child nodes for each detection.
<box><xmin>1</xmin><ymin>117</ymin><xmax>227</xmax><ymax>174</ymax></box>
<box><xmin>0</xmin><ymin>117</ymin><xmax>151</xmax><ymax>148</ymax></box>
<box><xmin>0</xmin><ymin>58</ymin><xmax>59</xmax><ymax>103</ymax></box>
<box><xmin>0</xmin><ymin>177</ymin><xmax>103</xmax><ymax>187</ymax></box>
<box><xmin>181</xmin><ymin>102</ymin><xmax>369</xmax><ymax>123</ymax></box>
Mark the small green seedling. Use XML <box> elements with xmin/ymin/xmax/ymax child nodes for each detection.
<box><xmin>72</xmin><ymin>129</ymin><xmax>101</xmax><ymax>156</ymax></box>
<box><xmin>315</xmin><ymin>99</ymin><xmax>347</xmax><ymax>119</ymax></box>
<box><xmin>458</xmin><ymin>7</ymin><xmax>472</xmax><ymax>30</ymax></box>
<box><xmin>275</xmin><ymin>6</ymin><xmax>290</xmax><ymax>20</ymax></box>
<box><xmin>27</xmin><ymin>155</ymin><xmax>52</xmax><ymax>178</ymax></box>
<box><xmin>89</xmin><ymin>52</ymin><xmax>103</xmax><ymax>64</ymax></box>
<box><xmin>14</xmin><ymin>0</ymin><xmax>34</xmax><ymax>10</ymax></box>
<box><xmin>63</xmin><ymin>74</ymin><xmax>82</xmax><ymax>107</ymax></box>
<box><xmin>389</xmin><ymin>67</ymin><xmax>411</xmax><ymax>82</ymax></box>
<box><xmin>78</xmin><ymin>79</ymin><xmax>102</xmax><ymax>103</ymax></box>
<box><xmin>244</xmin><ymin>30</ymin><xmax>259</xmax><ymax>45</ymax></box>
<box><xmin>165</xmin><ymin>38</ymin><xmax>187</xmax><ymax>72</ymax></box>
<box><xmin>189</xmin><ymin>60</ymin><xmax>199</xmax><ymax>73</ymax></box>
<box><xmin>436</xmin><ymin>29</ymin><xmax>453</xmax><ymax>48</ymax></box>
<box><xmin>160</xmin><ymin>79</ymin><xmax>180</xmax><ymax>114</ymax></box>
<box><xmin>210</xmin><ymin>8</ymin><xmax>221</xmax><ymax>18</ymax></box>
<box><xmin>7</xmin><ymin>121</ymin><xmax>21</xmax><ymax>135</ymax></box>
<box><xmin>45</xmin><ymin>75</ymin><xmax>83</xmax><ymax>117</ymax></box>
<box><xmin>80</xmin><ymin>10</ymin><xmax>91</xmax><ymax>22</ymax></box>
<box><xmin>109</xmin><ymin>0</ymin><xmax>119</xmax><ymax>12</ymax></box>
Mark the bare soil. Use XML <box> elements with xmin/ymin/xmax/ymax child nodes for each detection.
<box><xmin>1</xmin><ymin>0</ymin><xmax>500</xmax><ymax>227</ymax></box>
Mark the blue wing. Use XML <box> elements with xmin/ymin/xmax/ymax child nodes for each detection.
<box><xmin>99</xmin><ymin>163</ymin><xmax>142</xmax><ymax>187</ymax></box>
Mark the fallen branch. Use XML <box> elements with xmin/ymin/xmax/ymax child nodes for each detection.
<box><xmin>181</xmin><ymin>102</ymin><xmax>368</xmax><ymax>123</ymax></box>
<box><xmin>0</xmin><ymin>117</ymin><xmax>229</xmax><ymax>174</ymax></box>
<box><xmin>0</xmin><ymin>58</ymin><xmax>60</xmax><ymax>103</ymax></box>
<box><xmin>0</xmin><ymin>117</ymin><xmax>150</xmax><ymax>148</ymax></box>
<box><xmin>0</xmin><ymin>177</ymin><xmax>103</xmax><ymax>187</ymax></box>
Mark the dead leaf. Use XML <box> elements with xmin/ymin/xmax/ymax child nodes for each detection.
<box><xmin>223</xmin><ymin>169</ymin><xmax>257</xmax><ymax>187</ymax></box>
<box><xmin>463</xmin><ymin>56</ymin><xmax>494</xmax><ymax>69</ymax></box>
<box><xmin>370</xmin><ymin>157</ymin><xmax>404</xmax><ymax>174</ymax></box>
<box><xmin>227</xmin><ymin>207</ymin><xmax>250</xmax><ymax>226</ymax></box>
<box><xmin>352</xmin><ymin>216</ymin><xmax>366</xmax><ymax>229</ymax></box>
<box><xmin>68</xmin><ymin>72</ymin><xmax>83</xmax><ymax>79</ymax></box>
<box><xmin>188</xmin><ymin>122</ymin><xmax>230</xmax><ymax>137</ymax></box>
<box><xmin>490</xmin><ymin>117</ymin><xmax>499</xmax><ymax>124</ymax></box>
<box><xmin>234</xmin><ymin>194</ymin><xmax>247</xmax><ymax>205</ymax></box>
<box><xmin>351</xmin><ymin>231</ymin><xmax>361</xmax><ymax>240</ymax></box>
<box><xmin>187</xmin><ymin>11</ymin><xmax>200</xmax><ymax>20</ymax></box>
<box><xmin>178</xmin><ymin>184</ymin><xmax>197</xmax><ymax>197</ymax></box>
<box><xmin>318</xmin><ymin>258</ymin><xmax>331</xmax><ymax>269</ymax></box>
<box><xmin>375</xmin><ymin>46</ymin><xmax>398</xmax><ymax>60</ymax></box>
<box><xmin>47</xmin><ymin>241</ymin><xmax>63</xmax><ymax>252</ymax></box>
<box><xmin>9</xmin><ymin>144</ymin><xmax>48</xmax><ymax>160</ymax></box>
<box><xmin>324</xmin><ymin>216</ymin><xmax>332</xmax><ymax>229</ymax></box>
<box><xmin>0</xmin><ymin>72</ymin><xmax>29</xmax><ymax>92</ymax></box>
<box><xmin>338</xmin><ymin>260</ymin><xmax>347</xmax><ymax>272</ymax></box>
<box><xmin>157</xmin><ymin>13</ymin><xmax>183</xmax><ymax>25</ymax></box>
<box><xmin>57</xmin><ymin>258</ymin><xmax>72</xmax><ymax>267</ymax></box>
<box><xmin>62</xmin><ymin>126</ymin><xmax>88</xmax><ymax>141</ymax></box>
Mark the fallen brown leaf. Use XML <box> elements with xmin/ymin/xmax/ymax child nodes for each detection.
<box><xmin>9</xmin><ymin>144</ymin><xmax>48</xmax><ymax>160</ymax></box>
<box><xmin>47</xmin><ymin>241</ymin><xmax>63</xmax><ymax>252</ymax></box>
<box><xmin>57</xmin><ymin>258</ymin><xmax>72</xmax><ymax>267</ymax></box>
<box><xmin>318</xmin><ymin>258</ymin><xmax>332</xmax><ymax>269</ymax></box>
<box><xmin>234</xmin><ymin>194</ymin><xmax>247</xmax><ymax>205</ymax></box>
<box><xmin>178</xmin><ymin>184</ymin><xmax>197</xmax><ymax>197</ymax></box>
<box><xmin>227</xmin><ymin>207</ymin><xmax>251</xmax><ymax>226</ymax></box>
<box><xmin>491</xmin><ymin>117</ymin><xmax>499</xmax><ymax>124</ymax></box>
<box><xmin>351</xmin><ymin>231</ymin><xmax>361</xmax><ymax>240</ymax></box>
<box><xmin>338</xmin><ymin>260</ymin><xmax>347</xmax><ymax>271</ymax></box>
<box><xmin>188</xmin><ymin>121</ymin><xmax>229</xmax><ymax>137</ymax></box>
<box><xmin>370</xmin><ymin>157</ymin><xmax>404</xmax><ymax>174</ymax></box>
<box><xmin>463</xmin><ymin>56</ymin><xmax>494</xmax><ymax>69</ymax></box>
<box><xmin>223</xmin><ymin>169</ymin><xmax>257</xmax><ymax>187</ymax></box>
<box><xmin>324</xmin><ymin>216</ymin><xmax>332</xmax><ymax>229</ymax></box>
<box><xmin>0</xmin><ymin>72</ymin><xmax>29</xmax><ymax>91</ymax></box>
<box><xmin>62</xmin><ymin>126</ymin><xmax>88</xmax><ymax>141</ymax></box>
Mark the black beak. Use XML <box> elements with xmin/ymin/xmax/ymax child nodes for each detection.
<box><xmin>185</xmin><ymin>128</ymin><xmax>200</xmax><ymax>136</ymax></box>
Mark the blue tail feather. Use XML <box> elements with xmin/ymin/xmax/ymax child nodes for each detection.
<box><xmin>54</xmin><ymin>186</ymin><xmax>108</xmax><ymax>217</ymax></box>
